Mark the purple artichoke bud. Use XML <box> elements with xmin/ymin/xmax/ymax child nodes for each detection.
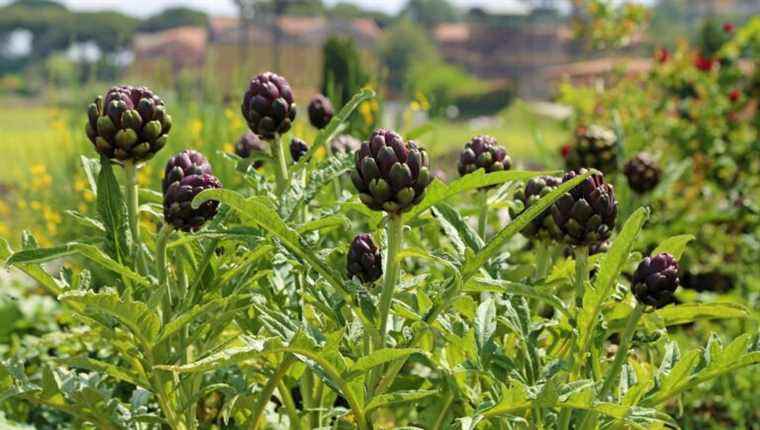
<box><xmin>457</xmin><ymin>135</ymin><xmax>512</xmax><ymax>178</ymax></box>
<box><xmin>307</xmin><ymin>94</ymin><xmax>334</xmax><ymax>129</ymax></box>
<box><xmin>163</xmin><ymin>152</ymin><xmax>222</xmax><ymax>232</ymax></box>
<box><xmin>351</xmin><ymin>128</ymin><xmax>432</xmax><ymax>214</ymax></box>
<box><xmin>330</xmin><ymin>134</ymin><xmax>361</xmax><ymax>155</ymax></box>
<box><xmin>551</xmin><ymin>169</ymin><xmax>618</xmax><ymax>246</ymax></box>
<box><xmin>565</xmin><ymin>125</ymin><xmax>618</xmax><ymax>174</ymax></box>
<box><xmin>623</xmin><ymin>153</ymin><xmax>661</xmax><ymax>193</ymax></box>
<box><xmin>241</xmin><ymin>72</ymin><xmax>296</xmax><ymax>140</ymax></box>
<box><xmin>290</xmin><ymin>138</ymin><xmax>308</xmax><ymax>162</ymax></box>
<box><xmin>510</xmin><ymin>176</ymin><xmax>562</xmax><ymax>240</ymax></box>
<box><xmin>347</xmin><ymin>234</ymin><xmax>382</xmax><ymax>284</ymax></box>
<box><xmin>632</xmin><ymin>253</ymin><xmax>680</xmax><ymax>308</ymax></box>
<box><xmin>162</xmin><ymin>149</ymin><xmax>212</xmax><ymax>193</ymax></box>
<box><xmin>85</xmin><ymin>85</ymin><xmax>171</xmax><ymax>162</ymax></box>
<box><xmin>234</xmin><ymin>131</ymin><xmax>267</xmax><ymax>169</ymax></box>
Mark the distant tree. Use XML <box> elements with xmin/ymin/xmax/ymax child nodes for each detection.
<box><xmin>321</xmin><ymin>36</ymin><xmax>369</xmax><ymax>107</ymax></box>
<box><xmin>401</xmin><ymin>0</ymin><xmax>459</xmax><ymax>28</ymax></box>
<box><xmin>380</xmin><ymin>18</ymin><xmax>439</xmax><ymax>93</ymax></box>
<box><xmin>137</xmin><ymin>7</ymin><xmax>209</xmax><ymax>33</ymax></box>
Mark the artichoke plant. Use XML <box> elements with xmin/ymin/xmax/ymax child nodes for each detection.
<box><xmin>623</xmin><ymin>153</ymin><xmax>662</xmax><ymax>193</ymax></box>
<box><xmin>510</xmin><ymin>176</ymin><xmax>562</xmax><ymax>240</ymax></box>
<box><xmin>162</xmin><ymin>149</ymin><xmax>212</xmax><ymax>193</ymax></box>
<box><xmin>241</xmin><ymin>72</ymin><xmax>296</xmax><ymax>140</ymax></box>
<box><xmin>85</xmin><ymin>85</ymin><xmax>171</xmax><ymax>162</ymax></box>
<box><xmin>457</xmin><ymin>135</ymin><xmax>511</xmax><ymax>177</ymax></box>
<box><xmin>308</xmin><ymin>94</ymin><xmax>334</xmax><ymax>129</ymax></box>
<box><xmin>551</xmin><ymin>169</ymin><xmax>617</xmax><ymax>246</ymax></box>
<box><xmin>347</xmin><ymin>234</ymin><xmax>382</xmax><ymax>284</ymax></box>
<box><xmin>235</xmin><ymin>131</ymin><xmax>267</xmax><ymax>168</ymax></box>
<box><xmin>632</xmin><ymin>253</ymin><xmax>680</xmax><ymax>308</ymax></box>
<box><xmin>163</xmin><ymin>151</ymin><xmax>222</xmax><ymax>232</ymax></box>
<box><xmin>564</xmin><ymin>125</ymin><xmax>618</xmax><ymax>174</ymax></box>
<box><xmin>351</xmin><ymin>128</ymin><xmax>432</xmax><ymax>214</ymax></box>
<box><xmin>290</xmin><ymin>138</ymin><xmax>308</xmax><ymax>162</ymax></box>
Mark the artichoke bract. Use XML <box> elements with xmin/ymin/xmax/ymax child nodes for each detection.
<box><xmin>290</xmin><ymin>138</ymin><xmax>308</xmax><ymax>162</ymax></box>
<box><xmin>163</xmin><ymin>154</ymin><xmax>222</xmax><ymax>232</ymax></box>
<box><xmin>351</xmin><ymin>128</ymin><xmax>432</xmax><ymax>214</ymax></box>
<box><xmin>347</xmin><ymin>234</ymin><xmax>382</xmax><ymax>284</ymax></box>
<box><xmin>565</xmin><ymin>125</ymin><xmax>618</xmax><ymax>174</ymax></box>
<box><xmin>510</xmin><ymin>176</ymin><xmax>562</xmax><ymax>239</ymax></box>
<box><xmin>85</xmin><ymin>85</ymin><xmax>171</xmax><ymax>162</ymax></box>
<box><xmin>457</xmin><ymin>135</ymin><xmax>511</xmax><ymax>177</ymax></box>
<box><xmin>162</xmin><ymin>149</ymin><xmax>212</xmax><ymax>193</ymax></box>
<box><xmin>235</xmin><ymin>131</ymin><xmax>267</xmax><ymax>168</ymax></box>
<box><xmin>308</xmin><ymin>94</ymin><xmax>334</xmax><ymax>129</ymax></box>
<box><xmin>551</xmin><ymin>169</ymin><xmax>617</xmax><ymax>246</ymax></box>
<box><xmin>241</xmin><ymin>72</ymin><xmax>296</xmax><ymax>140</ymax></box>
<box><xmin>632</xmin><ymin>253</ymin><xmax>680</xmax><ymax>308</ymax></box>
<box><xmin>623</xmin><ymin>153</ymin><xmax>662</xmax><ymax>193</ymax></box>
<box><xmin>330</xmin><ymin>134</ymin><xmax>361</xmax><ymax>155</ymax></box>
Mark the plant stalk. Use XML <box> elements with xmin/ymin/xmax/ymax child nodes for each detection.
<box><xmin>377</xmin><ymin>214</ymin><xmax>404</xmax><ymax>349</ymax></box>
<box><xmin>249</xmin><ymin>355</ymin><xmax>295</xmax><ymax>430</ymax></box>
<box><xmin>155</xmin><ymin>224</ymin><xmax>172</xmax><ymax>316</ymax></box>
<box><xmin>272</xmin><ymin>133</ymin><xmax>290</xmax><ymax>196</ymax></box>
<box><xmin>124</xmin><ymin>160</ymin><xmax>146</xmax><ymax>274</ymax></box>
<box><xmin>477</xmin><ymin>190</ymin><xmax>488</xmax><ymax>239</ymax></box>
<box><xmin>574</xmin><ymin>246</ymin><xmax>589</xmax><ymax>308</ymax></box>
<box><xmin>578</xmin><ymin>303</ymin><xmax>645</xmax><ymax>430</ymax></box>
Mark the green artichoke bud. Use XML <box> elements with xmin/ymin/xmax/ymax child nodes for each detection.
<box><xmin>457</xmin><ymin>135</ymin><xmax>512</xmax><ymax>178</ymax></box>
<box><xmin>85</xmin><ymin>85</ymin><xmax>171</xmax><ymax>162</ymax></box>
<box><xmin>162</xmin><ymin>149</ymin><xmax>213</xmax><ymax>193</ymax></box>
<box><xmin>623</xmin><ymin>153</ymin><xmax>661</xmax><ymax>193</ymax></box>
<box><xmin>351</xmin><ymin>128</ymin><xmax>432</xmax><ymax>214</ymax></box>
<box><xmin>163</xmin><ymin>172</ymin><xmax>222</xmax><ymax>232</ymax></box>
<box><xmin>510</xmin><ymin>176</ymin><xmax>562</xmax><ymax>240</ymax></box>
<box><xmin>241</xmin><ymin>72</ymin><xmax>296</xmax><ymax>140</ymax></box>
<box><xmin>551</xmin><ymin>169</ymin><xmax>617</xmax><ymax>246</ymax></box>
<box><xmin>564</xmin><ymin>125</ymin><xmax>618</xmax><ymax>174</ymax></box>
<box><xmin>632</xmin><ymin>253</ymin><xmax>679</xmax><ymax>308</ymax></box>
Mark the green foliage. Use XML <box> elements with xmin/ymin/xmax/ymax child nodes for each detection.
<box><xmin>380</xmin><ymin>18</ymin><xmax>438</xmax><ymax>93</ymax></box>
<box><xmin>136</xmin><ymin>7</ymin><xmax>209</xmax><ymax>33</ymax></box>
<box><xmin>401</xmin><ymin>0</ymin><xmax>459</xmax><ymax>28</ymax></box>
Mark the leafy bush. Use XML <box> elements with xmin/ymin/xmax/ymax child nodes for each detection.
<box><xmin>1</xmin><ymin>61</ymin><xmax>758</xmax><ymax>430</ymax></box>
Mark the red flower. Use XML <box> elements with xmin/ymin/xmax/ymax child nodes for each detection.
<box><xmin>723</xmin><ymin>22</ymin><xmax>735</xmax><ymax>33</ymax></box>
<box><xmin>729</xmin><ymin>89</ymin><xmax>740</xmax><ymax>102</ymax></box>
<box><xmin>694</xmin><ymin>54</ymin><xmax>714</xmax><ymax>72</ymax></box>
<box><xmin>561</xmin><ymin>144</ymin><xmax>571</xmax><ymax>159</ymax></box>
<box><xmin>655</xmin><ymin>47</ymin><xmax>670</xmax><ymax>64</ymax></box>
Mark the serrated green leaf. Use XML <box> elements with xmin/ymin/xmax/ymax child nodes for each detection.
<box><xmin>466</xmin><ymin>278</ymin><xmax>568</xmax><ymax>317</ymax></box>
<box><xmin>652</xmin><ymin>303</ymin><xmax>749</xmax><ymax>326</ymax></box>
<box><xmin>96</xmin><ymin>156</ymin><xmax>130</xmax><ymax>262</ymax></box>
<box><xmin>432</xmin><ymin>203</ymin><xmax>484</xmax><ymax>254</ymax></box>
<box><xmin>70</xmin><ymin>243</ymin><xmax>150</xmax><ymax>287</ymax></box>
<box><xmin>475</xmin><ymin>299</ymin><xmax>496</xmax><ymax>351</ymax></box>
<box><xmin>297</xmin><ymin>215</ymin><xmax>350</xmax><ymax>234</ymax></box>
<box><xmin>347</xmin><ymin>348</ymin><xmax>423</xmax><ymax>376</ymax></box>
<box><xmin>58</xmin><ymin>355</ymin><xmax>147</xmax><ymax>387</ymax></box>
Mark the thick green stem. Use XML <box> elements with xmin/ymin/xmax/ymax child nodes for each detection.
<box><xmin>277</xmin><ymin>379</ymin><xmax>302</xmax><ymax>430</ymax></box>
<box><xmin>578</xmin><ymin>303</ymin><xmax>645</xmax><ymax>430</ymax></box>
<box><xmin>272</xmin><ymin>133</ymin><xmax>290</xmax><ymax>195</ymax></box>
<box><xmin>574</xmin><ymin>246</ymin><xmax>589</xmax><ymax>308</ymax></box>
<box><xmin>431</xmin><ymin>391</ymin><xmax>454</xmax><ymax>430</ymax></box>
<box><xmin>477</xmin><ymin>190</ymin><xmax>488</xmax><ymax>239</ymax></box>
<box><xmin>377</xmin><ymin>215</ymin><xmax>404</xmax><ymax>348</ymax></box>
<box><xmin>155</xmin><ymin>225</ymin><xmax>172</xmax><ymax>317</ymax></box>
<box><xmin>249</xmin><ymin>355</ymin><xmax>295</xmax><ymax>430</ymax></box>
<box><xmin>535</xmin><ymin>243</ymin><xmax>550</xmax><ymax>280</ymax></box>
<box><xmin>124</xmin><ymin>161</ymin><xmax>146</xmax><ymax>274</ymax></box>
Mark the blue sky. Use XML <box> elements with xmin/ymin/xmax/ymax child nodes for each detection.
<box><xmin>1</xmin><ymin>0</ymin><xmax>545</xmax><ymax>17</ymax></box>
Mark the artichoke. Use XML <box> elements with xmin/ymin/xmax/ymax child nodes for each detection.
<box><xmin>162</xmin><ymin>149</ymin><xmax>212</xmax><ymax>193</ymax></box>
<box><xmin>85</xmin><ymin>85</ymin><xmax>171</xmax><ymax>162</ymax></box>
<box><xmin>330</xmin><ymin>134</ymin><xmax>361</xmax><ymax>155</ymax></box>
<box><xmin>351</xmin><ymin>128</ymin><xmax>432</xmax><ymax>214</ymax></box>
<box><xmin>347</xmin><ymin>234</ymin><xmax>382</xmax><ymax>284</ymax></box>
<box><xmin>457</xmin><ymin>135</ymin><xmax>511</xmax><ymax>177</ymax></box>
<box><xmin>235</xmin><ymin>131</ymin><xmax>267</xmax><ymax>168</ymax></box>
<box><xmin>308</xmin><ymin>94</ymin><xmax>334</xmax><ymax>129</ymax></box>
<box><xmin>551</xmin><ymin>169</ymin><xmax>617</xmax><ymax>246</ymax></box>
<box><xmin>510</xmin><ymin>176</ymin><xmax>562</xmax><ymax>239</ymax></box>
<box><xmin>632</xmin><ymin>253</ymin><xmax>680</xmax><ymax>308</ymax></box>
<box><xmin>290</xmin><ymin>138</ymin><xmax>308</xmax><ymax>162</ymax></box>
<box><xmin>623</xmin><ymin>153</ymin><xmax>661</xmax><ymax>193</ymax></box>
<box><xmin>241</xmin><ymin>72</ymin><xmax>296</xmax><ymax>140</ymax></box>
<box><xmin>163</xmin><ymin>153</ymin><xmax>222</xmax><ymax>232</ymax></box>
<box><xmin>564</xmin><ymin>125</ymin><xmax>618</xmax><ymax>174</ymax></box>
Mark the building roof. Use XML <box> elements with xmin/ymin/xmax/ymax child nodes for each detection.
<box><xmin>133</xmin><ymin>26</ymin><xmax>207</xmax><ymax>68</ymax></box>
